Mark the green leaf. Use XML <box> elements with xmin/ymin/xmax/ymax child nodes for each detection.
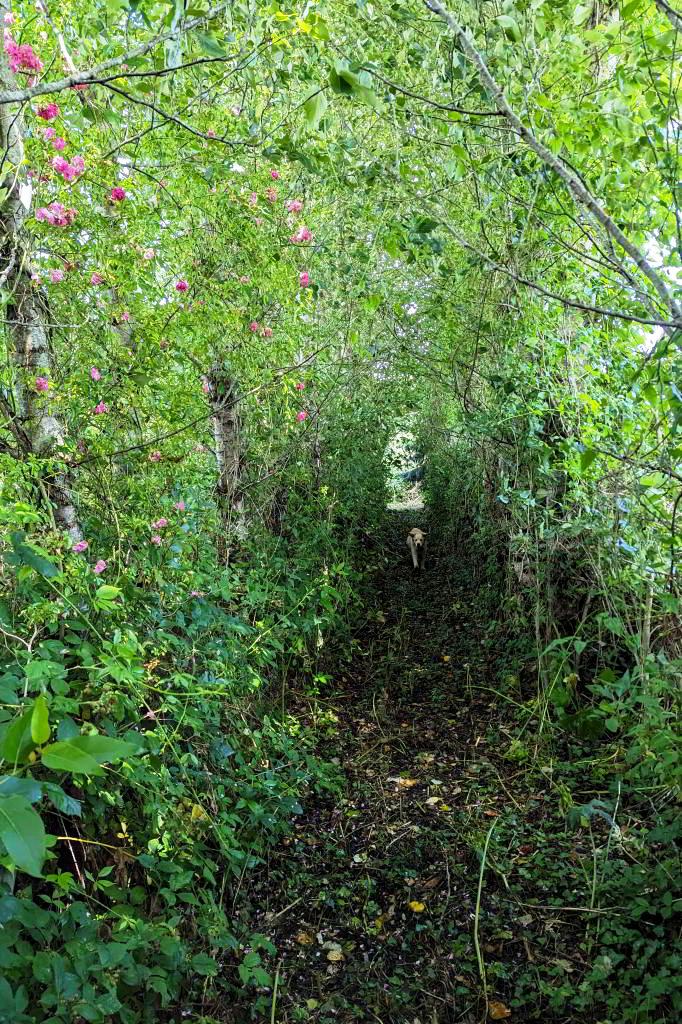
<box><xmin>0</xmin><ymin>710</ymin><xmax>35</xmax><ymax>765</ymax></box>
<box><xmin>194</xmin><ymin>31</ymin><xmax>226</xmax><ymax>57</ymax></box>
<box><xmin>0</xmin><ymin>776</ymin><xmax>41</xmax><ymax>803</ymax></box>
<box><xmin>31</xmin><ymin>696</ymin><xmax>50</xmax><ymax>746</ymax></box>
<box><xmin>7</xmin><ymin>532</ymin><xmax>60</xmax><ymax>578</ymax></box>
<box><xmin>69</xmin><ymin>734</ymin><xmax>139</xmax><ymax>763</ymax></box>
<box><xmin>40</xmin><ymin>742</ymin><xmax>104</xmax><ymax>776</ymax></box>
<box><xmin>495</xmin><ymin>14</ymin><xmax>521</xmax><ymax>41</ymax></box>
<box><xmin>0</xmin><ymin>795</ymin><xmax>46</xmax><ymax>876</ymax></box>
<box><xmin>191</xmin><ymin>952</ymin><xmax>218</xmax><ymax>976</ymax></box>
<box><xmin>303</xmin><ymin>89</ymin><xmax>328</xmax><ymax>131</ymax></box>
<box><xmin>579</xmin><ymin>448</ymin><xmax>598</xmax><ymax>472</ymax></box>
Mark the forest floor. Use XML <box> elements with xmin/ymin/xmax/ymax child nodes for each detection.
<box><xmin>230</xmin><ymin>513</ymin><xmax>609</xmax><ymax>1024</ymax></box>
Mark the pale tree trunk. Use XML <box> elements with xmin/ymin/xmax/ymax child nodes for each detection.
<box><xmin>0</xmin><ymin>50</ymin><xmax>82</xmax><ymax>541</ymax></box>
<box><xmin>206</xmin><ymin>366</ymin><xmax>246</xmax><ymax>558</ymax></box>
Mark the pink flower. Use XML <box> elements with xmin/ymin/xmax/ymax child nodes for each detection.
<box><xmin>299</xmin><ymin>271</ymin><xmax>310</xmax><ymax>288</ymax></box>
<box><xmin>49</xmin><ymin>268</ymin><xmax>64</xmax><ymax>283</ymax></box>
<box><xmin>42</xmin><ymin>126</ymin><xmax>56</xmax><ymax>140</ymax></box>
<box><xmin>37</xmin><ymin>103</ymin><xmax>59</xmax><ymax>121</ymax></box>
<box><xmin>296</xmin><ymin>410</ymin><xmax>308</xmax><ymax>422</ymax></box>
<box><xmin>230</xmin><ymin>105</ymin><xmax>241</xmax><ymax>116</ymax></box>
<box><xmin>72</xmin><ymin>540</ymin><xmax>88</xmax><ymax>553</ymax></box>
<box><xmin>71</xmin><ymin>83</ymin><xmax>89</xmax><ymax>92</ymax></box>
<box><xmin>248</xmin><ymin>192</ymin><xmax>258</xmax><ymax>207</ymax></box>
<box><xmin>93</xmin><ymin>401</ymin><xmax>109</xmax><ymax>415</ymax></box>
<box><xmin>110</xmin><ymin>186</ymin><xmax>126</xmax><ymax>202</ymax></box>
<box><xmin>35</xmin><ymin>202</ymin><xmax>77</xmax><ymax>226</ymax></box>
<box><xmin>265</xmin><ymin>187</ymin><xmax>277</xmax><ymax>203</ymax></box>
<box><xmin>4</xmin><ymin>36</ymin><xmax>42</xmax><ymax>74</ymax></box>
<box><xmin>190</xmin><ymin>589</ymin><xmax>204</xmax><ymax>598</ymax></box>
<box><xmin>51</xmin><ymin>136</ymin><xmax>66</xmax><ymax>151</ymax></box>
<box><xmin>3</xmin><ymin>13</ymin><xmax>15</xmax><ymax>24</ymax></box>
<box><xmin>290</xmin><ymin>226</ymin><xmax>312</xmax><ymax>244</ymax></box>
<box><xmin>201</xmin><ymin>379</ymin><xmax>210</xmax><ymax>394</ymax></box>
<box><xmin>90</xmin><ymin>272</ymin><xmax>104</xmax><ymax>285</ymax></box>
<box><xmin>35</xmin><ymin>376</ymin><xmax>50</xmax><ymax>392</ymax></box>
<box><xmin>152</xmin><ymin>517</ymin><xmax>168</xmax><ymax>529</ymax></box>
<box><xmin>120</xmin><ymin>311</ymin><xmax>130</xmax><ymax>322</ymax></box>
<box><xmin>295</xmin><ymin>381</ymin><xmax>305</xmax><ymax>390</ymax></box>
<box><xmin>175</xmin><ymin>500</ymin><xmax>186</xmax><ymax>511</ymax></box>
<box><xmin>150</xmin><ymin>534</ymin><xmax>162</xmax><ymax>546</ymax></box>
<box><xmin>270</xmin><ymin>169</ymin><xmax>280</xmax><ymax>180</ymax></box>
<box><xmin>30</xmin><ymin>272</ymin><xmax>41</xmax><ymax>285</ymax></box>
<box><xmin>90</xmin><ymin>366</ymin><xmax>101</xmax><ymax>381</ymax></box>
<box><xmin>93</xmin><ymin>559</ymin><xmax>107</xmax><ymax>574</ymax></box>
<box><xmin>254</xmin><ymin>217</ymin><xmax>263</xmax><ymax>227</ymax></box>
<box><xmin>262</xmin><ymin>326</ymin><xmax>273</xmax><ymax>338</ymax></box>
<box><xmin>143</xmin><ymin>248</ymin><xmax>155</xmax><ymax>260</ymax></box>
<box><xmin>206</xmin><ymin>129</ymin><xmax>216</xmax><ymax>138</ymax></box>
<box><xmin>285</xmin><ymin>199</ymin><xmax>303</xmax><ymax>213</ymax></box>
<box><xmin>52</xmin><ymin>155</ymin><xmax>83</xmax><ymax>183</ymax></box>
<box><xmin>248</xmin><ymin>320</ymin><xmax>259</xmax><ymax>333</ymax></box>
<box><xmin>175</xmin><ymin>280</ymin><xmax>188</xmax><ymax>292</ymax></box>
<box><xmin>239</xmin><ymin>275</ymin><xmax>251</xmax><ymax>285</ymax></box>
<box><xmin>148</xmin><ymin>450</ymin><xmax>162</xmax><ymax>462</ymax></box>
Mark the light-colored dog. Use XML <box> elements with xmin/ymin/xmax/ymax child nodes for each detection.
<box><xmin>406</xmin><ymin>527</ymin><xmax>427</xmax><ymax>570</ymax></box>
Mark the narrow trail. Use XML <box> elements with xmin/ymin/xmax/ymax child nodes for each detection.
<box><xmin>234</xmin><ymin>513</ymin><xmax>590</xmax><ymax>1023</ymax></box>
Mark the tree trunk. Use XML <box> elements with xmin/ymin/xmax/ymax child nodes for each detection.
<box><xmin>0</xmin><ymin>49</ymin><xmax>82</xmax><ymax>541</ymax></box>
<box><xmin>206</xmin><ymin>366</ymin><xmax>246</xmax><ymax>558</ymax></box>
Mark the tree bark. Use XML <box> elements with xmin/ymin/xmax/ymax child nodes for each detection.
<box><xmin>206</xmin><ymin>366</ymin><xmax>246</xmax><ymax>556</ymax></box>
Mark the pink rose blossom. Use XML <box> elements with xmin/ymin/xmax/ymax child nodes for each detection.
<box><xmin>72</xmin><ymin>540</ymin><xmax>88</xmax><ymax>553</ymax></box>
<box><xmin>290</xmin><ymin>226</ymin><xmax>312</xmax><ymax>244</ymax></box>
<box><xmin>248</xmin><ymin>320</ymin><xmax>259</xmax><ymax>333</ymax></box>
<box><xmin>93</xmin><ymin>559</ymin><xmax>107</xmax><ymax>574</ymax></box>
<box><xmin>248</xmin><ymin>192</ymin><xmax>258</xmax><ymax>207</ymax></box>
<box><xmin>3</xmin><ymin>13</ymin><xmax>15</xmax><ymax>25</ymax></box>
<box><xmin>190</xmin><ymin>589</ymin><xmax>204</xmax><ymax>597</ymax></box>
<box><xmin>51</xmin><ymin>136</ymin><xmax>66</xmax><ymax>151</ymax></box>
<box><xmin>4</xmin><ymin>35</ymin><xmax>42</xmax><ymax>74</ymax></box>
<box><xmin>262</xmin><ymin>326</ymin><xmax>273</xmax><ymax>338</ymax></box>
<box><xmin>265</xmin><ymin>187</ymin><xmax>277</xmax><ymax>203</ymax></box>
<box><xmin>110</xmin><ymin>186</ymin><xmax>126</xmax><ymax>202</ymax></box>
<box><xmin>90</xmin><ymin>272</ymin><xmax>104</xmax><ymax>285</ymax></box>
<box><xmin>175</xmin><ymin>500</ymin><xmax>186</xmax><ymax>511</ymax></box>
<box><xmin>120</xmin><ymin>311</ymin><xmax>130</xmax><ymax>322</ymax></box>
<box><xmin>152</xmin><ymin>517</ymin><xmax>168</xmax><ymax>529</ymax></box>
<box><xmin>93</xmin><ymin>401</ymin><xmax>109</xmax><ymax>415</ymax></box>
<box><xmin>42</xmin><ymin>126</ymin><xmax>56</xmax><ymax>140</ymax></box>
<box><xmin>90</xmin><ymin>366</ymin><xmax>101</xmax><ymax>381</ymax></box>
<box><xmin>270</xmin><ymin>169</ymin><xmax>280</xmax><ymax>180</ymax></box>
<box><xmin>148</xmin><ymin>450</ymin><xmax>162</xmax><ymax>462</ymax></box>
<box><xmin>49</xmin><ymin>268</ymin><xmax>64</xmax><ymax>283</ymax></box>
<box><xmin>35</xmin><ymin>376</ymin><xmax>50</xmax><ymax>392</ymax></box>
<box><xmin>37</xmin><ymin>102</ymin><xmax>59</xmax><ymax>121</ymax></box>
<box><xmin>143</xmin><ymin>248</ymin><xmax>155</xmax><ymax>260</ymax></box>
<box><xmin>35</xmin><ymin>202</ymin><xmax>77</xmax><ymax>226</ymax></box>
<box><xmin>207</xmin><ymin>129</ymin><xmax>216</xmax><ymax>138</ymax></box>
<box><xmin>296</xmin><ymin>410</ymin><xmax>308</xmax><ymax>422</ymax></box>
<box><xmin>30</xmin><ymin>272</ymin><xmax>41</xmax><ymax>284</ymax></box>
<box><xmin>150</xmin><ymin>534</ymin><xmax>162</xmax><ymax>546</ymax></box>
<box><xmin>285</xmin><ymin>198</ymin><xmax>303</xmax><ymax>213</ymax></box>
<box><xmin>295</xmin><ymin>381</ymin><xmax>305</xmax><ymax>390</ymax></box>
<box><xmin>175</xmin><ymin>280</ymin><xmax>188</xmax><ymax>292</ymax></box>
<box><xmin>254</xmin><ymin>217</ymin><xmax>263</xmax><ymax>227</ymax></box>
<box><xmin>299</xmin><ymin>270</ymin><xmax>310</xmax><ymax>288</ymax></box>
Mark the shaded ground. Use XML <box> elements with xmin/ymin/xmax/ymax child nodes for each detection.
<box><xmin>228</xmin><ymin>513</ymin><xmax>615</xmax><ymax>1023</ymax></box>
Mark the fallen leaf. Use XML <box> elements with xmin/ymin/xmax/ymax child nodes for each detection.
<box><xmin>327</xmin><ymin>949</ymin><xmax>344</xmax><ymax>962</ymax></box>
<box><xmin>408</xmin><ymin>900</ymin><xmax>426</xmax><ymax>913</ymax></box>
<box><xmin>295</xmin><ymin>931</ymin><xmax>313</xmax><ymax>945</ymax></box>
<box><xmin>442</xmin><ymin>655</ymin><xmax>450</xmax><ymax>662</ymax></box>
<box><xmin>425</xmin><ymin>796</ymin><xmax>441</xmax><ymax>806</ymax></box>
<box><xmin>488</xmin><ymin>1001</ymin><xmax>511</xmax><ymax>1019</ymax></box>
<box><xmin>388</xmin><ymin>777</ymin><xmax>418</xmax><ymax>789</ymax></box>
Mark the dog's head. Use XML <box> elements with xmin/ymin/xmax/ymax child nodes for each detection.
<box><xmin>409</xmin><ymin>528</ymin><xmax>426</xmax><ymax>548</ymax></box>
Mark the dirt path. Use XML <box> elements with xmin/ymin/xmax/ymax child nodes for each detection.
<box><xmin>231</xmin><ymin>513</ymin><xmax>594</xmax><ymax>1023</ymax></box>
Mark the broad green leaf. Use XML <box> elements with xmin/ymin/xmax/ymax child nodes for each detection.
<box><xmin>0</xmin><ymin>795</ymin><xmax>46</xmax><ymax>876</ymax></box>
<box><xmin>579</xmin><ymin>449</ymin><xmax>598</xmax><ymax>472</ymax></box>
<box><xmin>303</xmin><ymin>89</ymin><xmax>328</xmax><ymax>131</ymax></box>
<box><xmin>0</xmin><ymin>710</ymin><xmax>35</xmax><ymax>765</ymax></box>
<box><xmin>194</xmin><ymin>31</ymin><xmax>226</xmax><ymax>57</ymax></box>
<box><xmin>31</xmin><ymin>696</ymin><xmax>50</xmax><ymax>746</ymax></box>
<box><xmin>495</xmin><ymin>15</ymin><xmax>521</xmax><ymax>41</ymax></box>
<box><xmin>69</xmin><ymin>734</ymin><xmax>139</xmax><ymax>763</ymax></box>
<box><xmin>0</xmin><ymin>776</ymin><xmax>41</xmax><ymax>803</ymax></box>
<box><xmin>8</xmin><ymin>532</ymin><xmax>60</xmax><ymax>578</ymax></box>
<box><xmin>40</xmin><ymin>742</ymin><xmax>104</xmax><ymax>776</ymax></box>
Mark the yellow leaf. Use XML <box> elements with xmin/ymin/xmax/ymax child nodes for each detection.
<box><xmin>389</xmin><ymin>777</ymin><xmax>417</xmax><ymax>789</ymax></box>
<box><xmin>295</xmin><ymin>931</ymin><xmax>313</xmax><ymax>945</ymax></box>
<box><xmin>327</xmin><ymin>949</ymin><xmax>344</xmax><ymax>962</ymax></box>
<box><xmin>425</xmin><ymin>796</ymin><xmax>441</xmax><ymax>806</ymax></box>
<box><xmin>442</xmin><ymin>655</ymin><xmax>450</xmax><ymax>662</ymax></box>
<box><xmin>408</xmin><ymin>901</ymin><xmax>426</xmax><ymax>913</ymax></box>
<box><xmin>489</xmin><ymin>1001</ymin><xmax>512</xmax><ymax>1019</ymax></box>
<box><xmin>191</xmin><ymin>803</ymin><xmax>208</xmax><ymax>821</ymax></box>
